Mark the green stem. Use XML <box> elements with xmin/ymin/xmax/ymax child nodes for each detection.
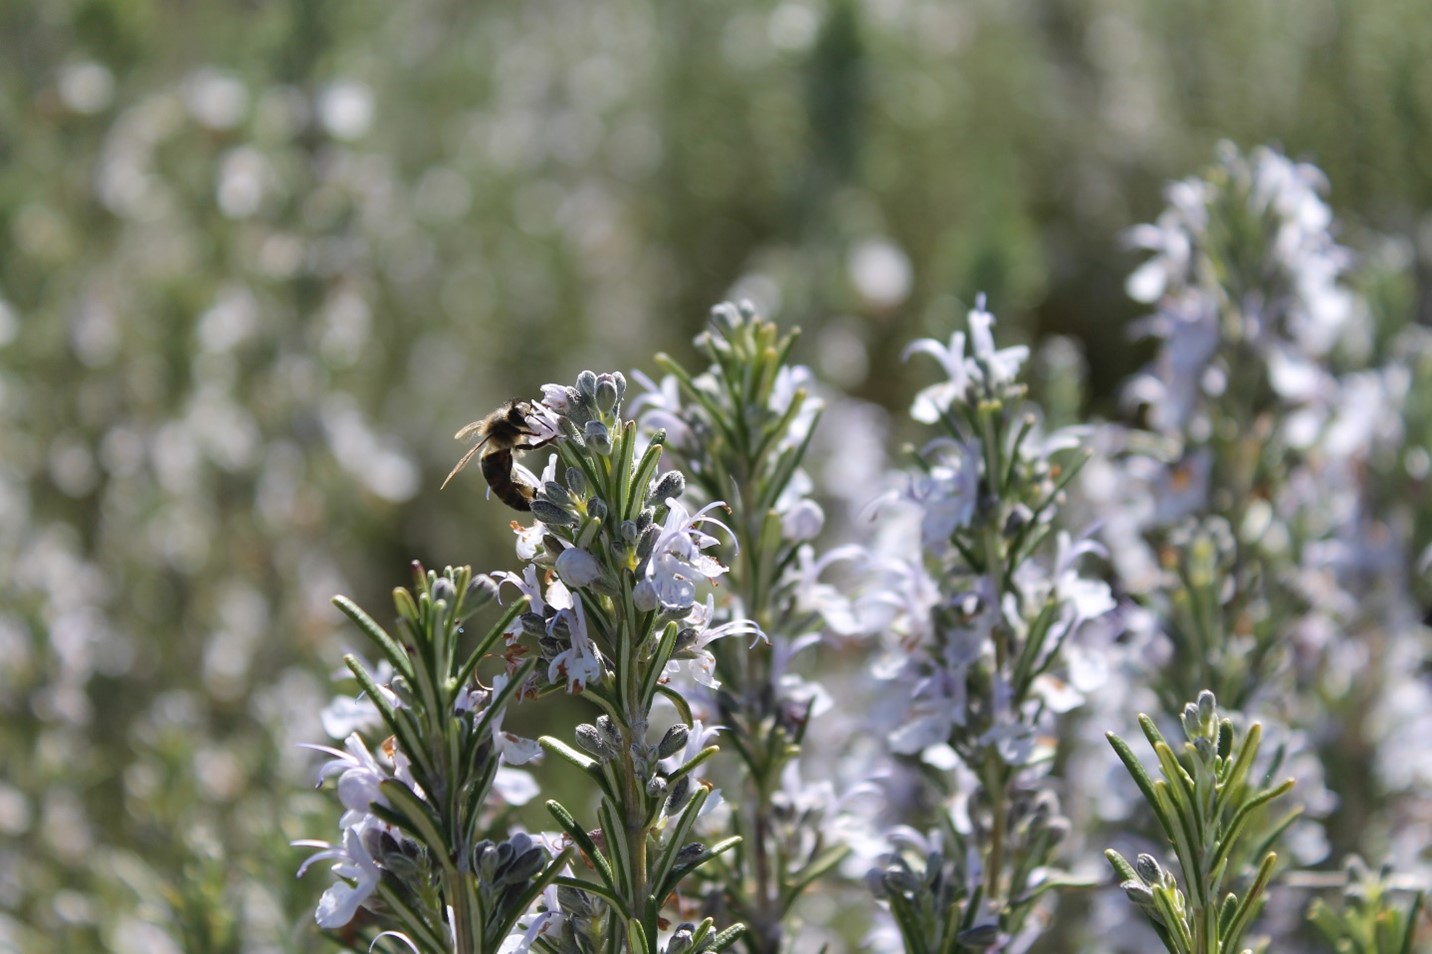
<box><xmin>450</xmin><ymin>869</ymin><xmax>476</xmax><ymax>954</ymax></box>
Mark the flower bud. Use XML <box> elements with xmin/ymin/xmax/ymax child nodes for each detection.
<box><xmin>597</xmin><ymin>715</ymin><xmax>623</xmax><ymax>752</ymax></box>
<box><xmin>473</xmin><ymin>839</ymin><xmax>499</xmax><ymax>880</ymax></box>
<box><xmin>464</xmin><ymin>573</ymin><xmax>499</xmax><ymax>612</ymax></box>
<box><xmin>1181</xmin><ymin>702</ymin><xmax>1203</xmax><ymax>741</ymax></box>
<box><xmin>565</xmin><ymin>467</ymin><xmax>587</xmax><ymax>497</ymax></box>
<box><xmin>1041</xmin><ymin>815</ymin><xmax>1071</xmax><ymax>846</ymax></box>
<box><xmin>646</xmin><ymin>776</ymin><xmax>668</xmax><ymax>799</ymax></box>
<box><xmin>531</xmin><ymin>499</ymin><xmax>577</xmax><ymax>526</ymax></box>
<box><xmin>555</xmin><ymin>547</ymin><xmax>603</xmax><ymax>589</ymax></box>
<box><xmin>558</xmin><ymin>885</ymin><xmax>596</xmax><ymax>917</ymax></box>
<box><xmin>431</xmin><ymin>576</ymin><xmax>457</xmax><ymax>605</ymax></box>
<box><xmin>584</xmin><ymin>420</ymin><xmax>612</xmax><ymax>455</ymax></box>
<box><xmin>594</xmin><ymin>374</ymin><xmax>620</xmax><ymax>414</ymax></box>
<box><xmin>1003</xmin><ymin>503</ymin><xmax>1033</xmax><ymax>538</ymax></box>
<box><xmin>781</xmin><ymin>498</ymin><xmax>825</xmax><ymax>542</ymax></box>
<box><xmin>657</xmin><ymin>723</ymin><xmax>689</xmax><ymax>759</ymax></box>
<box><xmin>666</xmin><ymin>774</ymin><xmax>692</xmax><ymax>814</ymax></box>
<box><xmin>652</xmin><ymin>469</ymin><xmax>686</xmax><ymax>504</ymax></box>
<box><xmin>956</xmin><ymin>925</ymin><xmax>1001</xmax><ymax>948</ymax></box>
<box><xmin>666</xmin><ymin>923</ymin><xmax>696</xmax><ymax>954</ymax></box>
<box><xmin>1121</xmin><ymin>880</ymin><xmax>1160</xmax><ymax>918</ymax></box>
<box><xmin>709</xmin><ymin>302</ymin><xmax>742</xmax><ymax>332</ymax></box>
<box><xmin>541</xmin><ymin>481</ymin><xmax>573</xmax><ymax>508</ymax></box>
<box><xmin>502</xmin><ymin>844</ymin><xmax>544</xmax><ymax>886</ymax></box>
<box><xmin>559</xmin><ymin>415</ymin><xmax>586</xmax><ymax>443</ymax></box>
<box><xmin>1196</xmin><ymin>689</ymin><xmax>1217</xmax><ymax>725</ymax></box>
<box><xmin>1135</xmin><ymin>853</ymin><xmax>1164</xmax><ymax>886</ymax></box>
<box><xmin>576</xmin><ymin>723</ymin><xmax>618</xmax><ymax>761</ymax></box>
<box><xmin>576</xmin><ymin>370</ymin><xmax>598</xmax><ymax>401</ymax></box>
<box><xmin>636</xmin><ymin>524</ymin><xmax>660</xmax><ymax>566</ymax></box>
<box><xmin>881</xmin><ymin>867</ymin><xmax>922</xmax><ymax>896</ymax></box>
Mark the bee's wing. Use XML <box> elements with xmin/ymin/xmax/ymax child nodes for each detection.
<box><xmin>443</xmin><ymin>420</ymin><xmax>497</xmax><ymax>490</ymax></box>
<box><xmin>453</xmin><ymin>419</ymin><xmax>490</xmax><ymax>441</ymax></box>
<box><xmin>441</xmin><ymin>443</ymin><xmax>485</xmax><ymax>489</ymax></box>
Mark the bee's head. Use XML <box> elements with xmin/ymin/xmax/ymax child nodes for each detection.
<box><xmin>497</xmin><ymin>399</ymin><xmax>557</xmax><ymax>449</ymax></box>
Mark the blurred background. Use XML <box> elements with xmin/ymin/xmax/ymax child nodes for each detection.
<box><xmin>1</xmin><ymin>0</ymin><xmax>1429</xmax><ymax>950</ymax></box>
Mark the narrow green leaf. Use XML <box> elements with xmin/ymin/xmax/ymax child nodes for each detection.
<box><xmin>545</xmin><ymin>800</ymin><xmax>619</xmax><ymax>897</ymax></box>
<box><xmin>1222</xmin><ymin>721</ymin><xmax>1263</xmax><ymax>799</ymax></box>
<box><xmin>540</xmin><ymin>734</ymin><xmax>597</xmax><ymax>772</ymax></box>
<box><xmin>1218</xmin><ymin>892</ymin><xmax>1238</xmax><ymax>937</ymax></box>
<box><xmin>640</xmin><ymin>622</ymin><xmax>681</xmax><ymax>710</ymax></box>
<box><xmin>1105</xmin><ymin>849</ymin><xmax>1139</xmax><ymax>882</ymax></box>
<box><xmin>1304</xmin><ymin>898</ymin><xmax>1340</xmax><ymax>944</ymax></box>
<box><xmin>1246</xmin><ymin>802</ymin><xmax>1301</xmax><ymax>866</ymax></box>
<box><xmin>374</xmin><ymin>882</ymin><xmax>448</xmax><ymax>952</ymax></box>
<box><xmin>627</xmin><ymin>437</ymin><xmax>665</xmax><ymax>520</ymax></box>
<box><xmin>1138</xmin><ymin>713</ymin><xmax>1173</xmax><ymax>751</ymax></box>
<box><xmin>655</xmin><ymin>683</ymin><xmax>695</xmax><ymax>727</ymax></box>
<box><xmin>650</xmin><ymin>788</ymin><xmax>710</xmax><ymax>897</ymax></box>
<box><xmin>1223</xmin><ymin>851</ymin><xmax>1278</xmax><ymax>952</ymax></box>
<box><xmin>659</xmin><ymin>836</ymin><xmax>743</xmax><ymax>899</ymax></box>
<box><xmin>344</xmin><ymin>657</ymin><xmax>436</xmax><ymax>782</ymax></box>
<box><xmin>1108</xmin><ymin>732</ymin><xmax>1181</xmax><ymax>846</ymax></box>
<box><xmin>597</xmin><ymin>798</ymin><xmax>632</xmax><ymax>905</ymax></box>
<box><xmin>375</xmin><ymin>780</ymin><xmax>453</xmax><ymax>873</ymax></box>
<box><xmin>666</xmin><ymin>745</ymin><xmax>721</xmax><ymax>784</ymax></box>
<box><xmin>627</xmin><ymin>917</ymin><xmax>652</xmax><ymax>954</ymax></box>
<box><xmin>707</xmin><ymin>924</ymin><xmax>748</xmax><ymax>952</ymax></box>
<box><xmin>554</xmin><ymin>874</ymin><xmax>623</xmax><ymax>908</ymax></box>
<box><xmin>456</xmin><ymin>597</ymin><xmax>526</xmax><ymax>689</ymax></box>
<box><xmin>334</xmin><ymin>596</ymin><xmax>415</xmax><ymax>682</ymax></box>
<box><xmin>1397</xmin><ymin>890</ymin><xmax>1424</xmax><ymax>954</ymax></box>
<box><xmin>884</xmin><ymin>891</ymin><xmax>930</xmax><ymax>954</ymax></box>
<box><xmin>783</xmin><ymin>844</ymin><xmax>849</xmax><ymax>903</ymax></box>
<box><xmin>1208</xmin><ymin>779</ymin><xmax>1295</xmax><ymax>877</ymax></box>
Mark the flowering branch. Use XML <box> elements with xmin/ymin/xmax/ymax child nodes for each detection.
<box><xmin>296</xmin><ymin>564</ymin><xmax>569</xmax><ymax>953</ymax></box>
<box><xmin>517</xmin><ymin>370</ymin><xmax>749</xmax><ymax>954</ymax></box>
<box><xmin>1106</xmin><ymin>690</ymin><xmax>1296</xmax><ymax>954</ymax></box>
<box><xmin>863</xmin><ymin>296</ymin><xmax>1114</xmax><ymax>950</ymax></box>
<box><xmin>640</xmin><ymin>301</ymin><xmax>847</xmax><ymax>953</ymax></box>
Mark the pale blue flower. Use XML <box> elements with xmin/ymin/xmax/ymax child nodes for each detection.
<box><xmin>554</xmin><ymin>545</ymin><xmax>602</xmax><ymax>589</ymax></box>
<box><xmin>302</xmin><ymin>733</ymin><xmax>393</xmax><ymax>830</ymax></box>
<box><xmin>902</xmin><ymin>330</ymin><xmax>969</xmax><ymax>424</ymax></box>
<box><xmin>293</xmin><ymin>817</ymin><xmax>384</xmax><ymax>929</ymax></box>
<box><xmin>965</xmin><ymin>296</ymin><xmax>1029</xmax><ymax>392</ymax></box>
<box><xmin>488</xmin><ymin>673</ymin><xmax>543</xmax><ymax>764</ymax></box>
<box><xmin>908</xmin><ymin>436</ymin><xmax>981</xmax><ymax>548</ymax></box>
<box><xmin>628</xmin><ymin>370</ymin><xmax>695</xmax><ymax>448</ymax></box>
<box><xmin>664</xmin><ymin>595</ymin><xmax>765</xmax><ymax>689</ymax></box>
<box><xmin>634</xmin><ymin>498</ymin><xmax>735</xmax><ymax>611</ymax></box>
<box><xmin>547</xmin><ymin>598</ymin><xmax>603</xmax><ymax>694</ymax></box>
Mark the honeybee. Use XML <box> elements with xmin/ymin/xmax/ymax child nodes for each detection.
<box><xmin>442</xmin><ymin>399</ymin><xmax>557</xmax><ymax>511</ymax></box>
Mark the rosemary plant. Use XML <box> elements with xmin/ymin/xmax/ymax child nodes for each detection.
<box><xmin>1306</xmin><ymin>857</ymin><xmax>1427</xmax><ymax>954</ymax></box>
<box><xmin>296</xmin><ymin>563</ymin><xmax>568</xmax><ymax>953</ymax></box>
<box><xmin>857</xmin><ymin>296</ymin><xmax>1116</xmax><ymax>950</ymax></box>
<box><xmin>1106</xmin><ymin>690</ymin><xmax>1297</xmax><ymax>954</ymax></box>
<box><xmin>636</xmin><ymin>301</ymin><xmax>848</xmax><ymax>953</ymax></box>
<box><xmin>517</xmin><ymin>370</ymin><xmax>751</xmax><ymax>954</ymax></box>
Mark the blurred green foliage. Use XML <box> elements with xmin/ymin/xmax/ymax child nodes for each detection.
<box><xmin>0</xmin><ymin>0</ymin><xmax>1428</xmax><ymax>949</ymax></box>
